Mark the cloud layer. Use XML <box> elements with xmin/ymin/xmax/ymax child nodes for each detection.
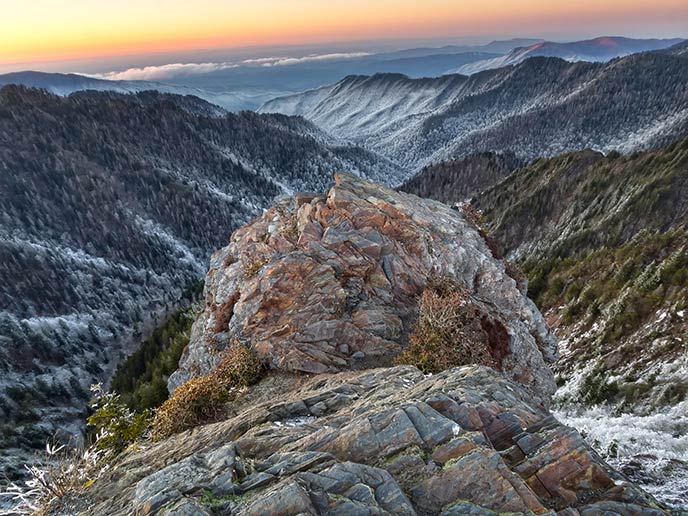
<box><xmin>97</xmin><ymin>62</ymin><xmax>239</xmax><ymax>81</ymax></box>
<box><xmin>242</xmin><ymin>52</ymin><xmax>370</xmax><ymax>67</ymax></box>
<box><xmin>96</xmin><ymin>52</ymin><xmax>371</xmax><ymax>81</ymax></box>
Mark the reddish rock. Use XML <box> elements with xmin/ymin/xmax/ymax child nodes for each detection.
<box><xmin>170</xmin><ymin>173</ymin><xmax>558</xmax><ymax>404</ymax></box>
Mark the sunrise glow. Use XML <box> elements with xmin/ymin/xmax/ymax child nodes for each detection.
<box><xmin>2</xmin><ymin>0</ymin><xmax>688</xmax><ymax>67</ymax></box>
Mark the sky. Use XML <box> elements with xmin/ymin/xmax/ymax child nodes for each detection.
<box><xmin>1</xmin><ymin>0</ymin><xmax>687</xmax><ymax>73</ymax></box>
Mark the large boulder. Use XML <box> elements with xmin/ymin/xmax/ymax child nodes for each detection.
<box><xmin>169</xmin><ymin>173</ymin><xmax>558</xmax><ymax>404</ymax></box>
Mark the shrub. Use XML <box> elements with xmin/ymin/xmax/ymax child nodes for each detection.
<box><xmin>87</xmin><ymin>385</ymin><xmax>150</xmax><ymax>457</ymax></box>
<box><xmin>243</xmin><ymin>257</ymin><xmax>268</xmax><ymax>279</ymax></box>
<box><xmin>0</xmin><ymin>442</ymin><xmax>103</xmax><ymax>514</ymax></box>
<box><xmin>396</xmin><ymin>277</ymin><xmax>497</xmax><ymax>374</ymax></box>
<box><xmin>151</xmin><ymin>375</ymin><xmax>231</xmax><ymax>441</ymax></box>
<box><xmin>151</xmin><ymin>341</ymin><xmax>264</xmax><ymax>440</ymax></box>
<box><xmin>580</xmin><ymin>367</ymin><xmax>619</xmax><ymax>406</ymax></box>
<box><xmin>0</xmin><ymin>414</ymin><xmax>118</xmax><ymax>516</ymax></box>
<box><xmin>213</xmin><ymin>340</ymin><xmax>265</xmax><ymax>387</ymax></box>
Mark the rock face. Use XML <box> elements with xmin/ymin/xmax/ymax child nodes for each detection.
<box><xmin>170</xmin><ymin>173</ymin><xmax>558</xmax><ymax>403</ymax></box>
<box><xmin>55</xmin><ymin>366</ymin><xmax>667</xmax><ymax>515</ymax></box>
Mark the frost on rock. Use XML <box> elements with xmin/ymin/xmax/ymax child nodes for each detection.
<box><xmin>557</xmin><ymin>402</ymin><xmax>688</xmax><ymax>510</ymax></box>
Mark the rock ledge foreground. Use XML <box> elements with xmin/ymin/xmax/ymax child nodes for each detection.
<box><xmin>53</xmin><ymin>174</ymin><xmax>668</xmax><ymax>515</ymax></box>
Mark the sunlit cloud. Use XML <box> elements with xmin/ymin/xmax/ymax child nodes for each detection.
<box><xmin>94</xmin><ymin>52</ymin><xmax>372</xmax><ymax>81</ymax></box>
<box><xmin>242</xmin><ymin>52</ymin><xmax>371</xmax><ymax>67</ymax></box>
<box><xmin>96</xmin><ymin>62</ymin><xmax>239</xmax><ymax>81</ymax></box>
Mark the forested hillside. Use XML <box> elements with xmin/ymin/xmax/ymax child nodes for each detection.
<box><xmin>400</xmin><ymin>152</ymin><xmax>522</xmax><ymax>203</ymax></box>
<box><xmin>0</xmin><ymin>86</ymin><xmax>403</xmax><ymax>475</ymax></box>
<box><xmin>401</xmin><ymin>137</ymin><xmax>688</xmax><ymax>414</ymax></box>
<box><xmin>474</xmin><ymin>138</ymin><xmax>688</xmax><ymax>412</ymax></box>
<box><xmin>262</xmin><ymin>51</ymin><xmax>688</xmax><ymax>170</ymax></box>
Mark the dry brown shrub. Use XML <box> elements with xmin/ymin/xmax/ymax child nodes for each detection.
<box><xmin>151</xmin><ymin>375</ymin><xmax>229</xmax><ymax>440</ymax></box>
<box><xmin>243</xmin><ymin>256</ymin><xmax>268</xmax><ymax>279</ymax></box>
<box><xmin>396</xmin><ymin>277</ymin><xmax>498</xmax><ymax>374</ymax></box>
<box><xmin>152</xmin><ymin>340</ymin><xmax>264</xmax><ymax>440</ymax></box>
<box><xmin>213</xmin><ymin>339</ymin><xmax>265</xmax><ymax>387</ymax></box>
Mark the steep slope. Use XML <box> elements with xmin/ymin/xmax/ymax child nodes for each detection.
<box><xmin>453</xmin><ymin>36</ymin><xmax>684</xmax><ymax>75</ymax></box>
<box><xmin>662</xmin><ymin>40</ymin><xmax>688</xmax><ymax>57</ymax></box>
<box><xmin>381</xmin><ymin>145</ymin><xmax>688</xmax><ymax>509</ymax></box>
<box><xmin>260</xmin><ymin>52</ymin><xmax>688</xmax><ymax>170</ymax></box>
<box><xmin>37</xmin><ymin>174</ymin><xmax>670</xmax><ymax>516</ymax></box>
<box><xmin>400</xmin><ymin>152</ymin><xmax>523</xmax><ymax>204</ymax></box>
<box><xmin>471</xmin><ymin>137</ymin><xmax>688</xmax><ymax>415</ymax></box>
<box><xmin>478</xmin><ymin>140</ymin><xmax>688</xmax><ymax>262</ymax></box>
<box><xmin>0</xmin><ymin>86</ymin><xmax>403</xmax><ymax>474</ymax></box>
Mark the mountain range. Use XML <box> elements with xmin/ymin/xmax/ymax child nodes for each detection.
<box><xmin>2</xmin><ymin>32</ymin><xmax>688</xmax><ymax>511</ymax></box>
<box><xmin>262</xmin><ymin>49</ymin><xmax>688</xmax><ymax>170</ymax></box>
<box><xmin>453</xmin><ymin>36</ymin><xmax>684</xmax><ymax>75</ymax></box>
<box><xmin>0</xmin><ymin>85</ymin><xmax>402</xmax><ymax>474</ymax></box>
<box><xmin>0</xmin><ymin>42</ymin><xmax>517</xmax><ymax>111</ymax></box>
<box><xmin>0</xmin><ymin>71</ymin><xmax>282</xmax><ymax>112</ymax></box>
<box><xmin>3</xmin><ymin>37</ymin><xmax>682</xmax><ymax>112</ymax></box>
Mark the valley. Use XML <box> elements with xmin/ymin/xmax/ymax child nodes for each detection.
<box><xmin>0</xmin><ymin>85</ymin><xmax>402</xmax><ymax>476</ymax></box>
<box><xmin>262</xmin><ymin>48</ymin><xmax>688</xmax><ymax>170</ymax></box>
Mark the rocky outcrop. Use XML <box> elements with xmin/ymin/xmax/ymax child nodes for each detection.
<box><xmin>170</xmin><ymin>173</ymin><xmax>558</xmax><ymax>403</ymax></box>
<box><xmin>54</xmin><ymin>366</ymin><xmax>667</xmax><ymax>515</ymax></box>
<box><xmin>44</xmin><ymin>174</ymin><xmax>672</xmax><ymax>515</ymax></box>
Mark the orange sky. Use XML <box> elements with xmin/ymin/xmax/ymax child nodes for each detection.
<box><xmin>2</xmin><ymin>0</ymin><xmax>687</xmax><ymax>66</ymax></box>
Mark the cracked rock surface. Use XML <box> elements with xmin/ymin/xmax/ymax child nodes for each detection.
<box><xmin>54</xmin><ymin>366</ymin><xmax>667</xmax><ymax>515</ymax></box>
<box><xmin>48</xmin><ymin>175</ymin><xmax>669</xmax><ymax>515</ymax></box>
<box><xmin>169</xmin><ymin>173</ymin><xmax>558</xmax><ymax>403</ymax></box>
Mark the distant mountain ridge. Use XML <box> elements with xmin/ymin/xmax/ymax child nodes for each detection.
<box><xmin>453</xmin><ymin>36</ymin><xmax>685</xmax><ymax>75</ymax></box>
<box><xmin>0</xmin><ymin>40</ymin><xmax>523</xmax><ymax>112</ymax></box>
<box><xmin>0</xmin><ymin>71</ymin><xmax>265</xmax><ymax>112</ymax></box>
<box><xmin>662</xmin><ymin>39</ymin><xmax>688</xmax><ymax>57</ymax></box>
<box><xmin>261</xmin><ymin>51</ymin><xmax>688</xmax><ymax>170</ymax></box>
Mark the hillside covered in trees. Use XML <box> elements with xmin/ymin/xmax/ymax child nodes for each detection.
<box><xmin>472</xmin><ymin>137</ymin><xmax>688</xmax><ymax>412</ymax></box>
<box><xmin>262</xmin><ymin>50</ymin><xmax>688</xmax><ymax>170</ymax></box>
<box><xmin>0</xmin><ymin>86</ymin><xmax>404</xmax><ymax>475</ymax></box>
